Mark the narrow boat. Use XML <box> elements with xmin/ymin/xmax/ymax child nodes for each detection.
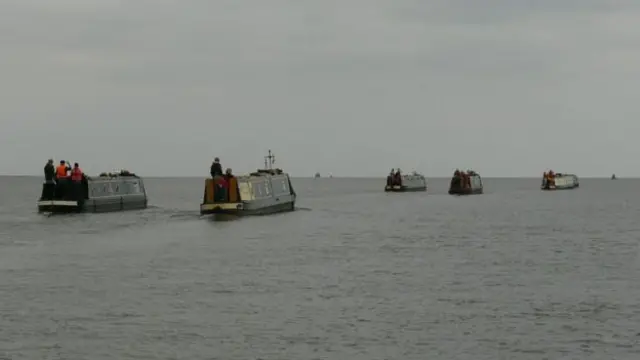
<box><xmin>541</xmin><ymin>171</ymin><xmax>579</xmax><ymax>190</ymax></box>
<box><xmin>37</xmin><ymin>170</ymin><xmax>148</xmax><ymax>213</ymax></box>
<box><xmin>611</xmin><ymin>174</ymin><xmax>617</xmax><ymax>180</ymax></box>
<box><xmin>200</xmin><ymin>150</ymin><xmax>297</xmax><ymax>216</ymax></box>
<box><xmin>384</xmin><ymin>169</ymin><xmax>427</xmax><ymax>192</ymax></box>
<box><xmin>448</xmin><ymin>169</ymin><xmax>483</xmax><ymax>195</ymax></box>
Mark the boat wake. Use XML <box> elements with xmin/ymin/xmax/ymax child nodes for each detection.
<box><xmin>168</xmin><ymin>211</ymin><xmax>201</xmax><ymax>220</ymax></box>
<box><xmin>140</xmin><ymin>206</ymin><xmax>202</xmax><ymax>221</ymax></box>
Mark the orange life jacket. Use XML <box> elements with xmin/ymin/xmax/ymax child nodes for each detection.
<box><xmin>71</xmin><ymin>168</ymin><xmax>83</xmax><ymax>181</ymax></box>
<box><xmin>56</xmin><ymin>165</ymin><xmax>68</xmax><ymax>178</ymax></box>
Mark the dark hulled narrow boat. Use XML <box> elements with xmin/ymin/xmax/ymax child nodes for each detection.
<box><xmin>448</xmin><ymin>170</ymin><xmax>483</xmax><ymax>195</ymax></box>
<box><xmin>37</xmin><ymin>170</ymin><xmax>148</xmax><ymax>213</ymax></box>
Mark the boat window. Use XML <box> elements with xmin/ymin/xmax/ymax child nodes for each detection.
<box><xmin>271</xmin><ymin>178</ymin><xmax>289</xmax><ymax>196</ymax></box>
<box><xmin>472</xmin><ymin>176</ymin><xmax>482</xmax><ymax>188</ymax></box>
<box><xmin>91</xmin><ymin>184</ymin><xmax>105</xmax><ymax>197</ymax></box>
<box><xmin>252</xmin><ymin>180</ymin><xmax>271</xmax><ymax>198</ymax></box>
<box><xmin>119</xmin><ymin>182</ymin><xmax>130</xmax><ymax>195</ymax></box>
<box><xmin>238</xmin><ymin>182</ymin><xmax>252</xmax><ymax>200</ymax></box>
<box><xmin>252</xmin><ymin>182</ymin><xmax>263</xmax><ymax>198</ymax></box>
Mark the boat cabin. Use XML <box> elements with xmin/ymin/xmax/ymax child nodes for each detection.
<box><xmin>541</xmin><ymin>171</ymin><xmax>579</xmax><ymax>190</ymax></box>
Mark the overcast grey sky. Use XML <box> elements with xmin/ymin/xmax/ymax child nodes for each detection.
<box><xmin>1</xmin><ymin>0</ymin><xmax>638</xmax><ymax>177</ymax></box>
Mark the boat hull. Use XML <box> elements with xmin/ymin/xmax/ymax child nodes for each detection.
<box><xmin>200</xmin><ymin>200</ymin><xmax>295</xmax><ymax>216</ymax></box>
<box><xmin>384</xmin><ymin>185</ymin><xmax>427</xmax><ymax>192</ymax></box>
<box><xmin>541</xmin><ymin>184</ymin><xmax>579</xmax><ymax>191</ymax></box>
<box><xmin>448</xmin><ymin>188</ymin><xmax>483</xmax><ymax>195</ymax></box>
<box><xmin>37</xmin><ymin>200</ymin><xmax>82</xmax><ymax>213</ymax></box>
<box><xmin>37</xmin><ymin>196</ymin><xmax>148</xmax><ymax>213</ymax></box>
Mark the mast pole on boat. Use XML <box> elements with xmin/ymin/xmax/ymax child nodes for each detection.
<box><xmin>264</xmin><ymin>150</ymin><xmax>275</xmax><ymax>170</ymax></box>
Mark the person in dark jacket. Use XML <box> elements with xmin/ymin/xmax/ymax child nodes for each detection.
<box><xmin>210</xmin><ymin>157</ymin><xmax>223</xmax><ymax>177</ymax></box>
<box><xmin>41</xmin><ymin>159</ymin><xmax>56</xmax><ymax>200</ymax></box>
<box><xmin>44</xmin><ymin>159</ymin><xmax>55</xmax><ymax>182</ymax></box>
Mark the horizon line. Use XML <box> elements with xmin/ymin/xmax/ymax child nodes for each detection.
<box><xmin>0</xmin><ymin>175</ymin><xmax>633</xmax><ymax>179</ymax></box>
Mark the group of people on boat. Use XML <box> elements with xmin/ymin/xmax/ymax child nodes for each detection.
<box><xmin>450</xmin><ymin>169</ymin><xmax>476</xmax><ymax>189</ymax></box>
<box><xmin>386</xmin><ymin>168</ymin><xmax>403</xmax><ymax>187</ymax></box>
<box><xmin>209</xmin><ymin>157</ymin><xmax>236</xmax><ymax>201</ymax></box>
<box><xmin>542</xmin><ymin>170</ymin><xmax>559</xmax><ymax>187</ymax></box>
<box><xmin>44</xmin><ymin>159</ymin><xmax>84</xmax><ymax>183</ymax></box>
<box><xmin>42</xmin><ymin>159</ymin><xmax>85</xmax><ymax>200</ymax></box>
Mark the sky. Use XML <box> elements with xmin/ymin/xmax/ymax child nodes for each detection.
<box><xmin>1</xmin><ymin>0</ymin><xmax>639</xmax><ymax>177</ymax></box>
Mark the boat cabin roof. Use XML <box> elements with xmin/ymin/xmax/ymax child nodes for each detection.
<box><xmin>453</xmin><ymin>170</ymin><xmax>480</xmax><ymax>177</ymax></box>
<box><xmin>97</xmin><ymin>170</ymin><xmax>139</xmax><ymax>177</ymax></box>
<box><xmin>247</xmin><ymin>168</ymin><xmax>285</xmax><ymax>176</ymax></box>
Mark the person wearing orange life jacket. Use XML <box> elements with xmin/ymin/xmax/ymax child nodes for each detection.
<box><xmin>69</xmin><ymin>163</ymin><xmax>83</xmax><ymax>201</ymax></box>
<box><xmin>71</xmin><ymin>163</ymin><xmax>83</xmax><ymax>182</ymax></box>
<box><xmin>56</xmin><ymin>160</ymin><xmax>69</xmax><ymax>179</ymax></box>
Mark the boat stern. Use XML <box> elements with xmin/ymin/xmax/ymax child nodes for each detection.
<box><xmin>200</xmin><ymin>202</ymin><xmax>244</xmax><ymax>215</ymax></box>
<box><xmin>37</xmin><ymin>200</ymin><xmax>81</xmax><ymax>213</ymax></box>
<box><xmin>201</xmin><ymin>176</ymin><xmax>244</xmax><ymax>215</ymax></box>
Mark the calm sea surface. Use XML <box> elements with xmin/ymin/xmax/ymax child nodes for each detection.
<box><xmin>1</xmin><ymin>176</ymin><xmax>640</xmax><ymax>359</ymax></box>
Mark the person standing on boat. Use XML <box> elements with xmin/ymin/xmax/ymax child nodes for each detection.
<box><xmin>210</xmin><ymin>157</ymin><xmax>223</xmax><ymax>178</ymax></box>
<box><xmin>394</xmin><ymin>168</ymin><xmax>402</xmax><ymax>186</ymax></box>
<box><xmin>41</xmin><ymin>159</ymin><xmax>56</xmax><ymax>200</ymax></box>
<box><xmin>56</xmin><ymin>160</ymin><xmax>69</xmax><ymax>179</ymax></box>
<box><xmin>461</xmin><ymin>171</ymin><xmax>469</xmax><ymax>188</ymax></box>
<box><xmin>71</xmin><ymin>163</ymin><xmax>83</xmax><ymax>183</ymax></box>
<box><xmin>44</xmin><ymin>159</ymin><xmax>55</xmax><ymax>183</ymax></box>
<box><xmin>214</xmin><ymin>174</ymin><xmax>228</xmax><ymax>202</ymax></box>
<box><xmin>70</xmin><ymin>163</ymin><xmax>84</xmax><ymax>201</ymax></box>
<box><xmin>387</xmin><ymin>169</ymin><xmax>394</xmax><ymax>187</ymax></box>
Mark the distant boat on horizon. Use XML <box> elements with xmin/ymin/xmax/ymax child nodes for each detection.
<box><xmin>611</xmin><ymin>174</ymin><xmax>617</xmax><ymax>180</ymax></box>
